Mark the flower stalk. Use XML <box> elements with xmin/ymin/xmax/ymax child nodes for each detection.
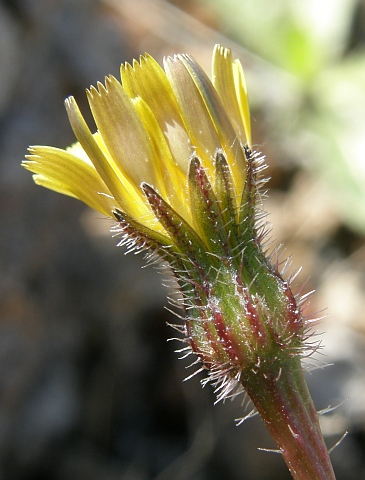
<box><xmin>244</xmin><ymin>358</ymin><xmax>335</xmax><ymax>479</ymax></box>
<box><xmin>22</xmin><ymin>45</ymin><xmax>336</xmax><ymax>479</ymax></box>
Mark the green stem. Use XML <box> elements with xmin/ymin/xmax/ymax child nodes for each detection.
<box><xmin>243</xmin><ymin>357</ymin><xmax>336</xmax><ymax>480</ymax></box>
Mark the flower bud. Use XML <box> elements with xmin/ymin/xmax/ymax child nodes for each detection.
<box><xmin>22</xmin><ymin>44</ymin><xmax>336</xmax><ymax>479</ymax></box>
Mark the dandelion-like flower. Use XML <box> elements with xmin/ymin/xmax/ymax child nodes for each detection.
<box><xmin>23</xmin><ymin>45</ymin><xmax>336</xmax><ymax>479</ymax></box>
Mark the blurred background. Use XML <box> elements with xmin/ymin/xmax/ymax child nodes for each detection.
<box><xmin>1</xmin><ymin>0</ymin><xmax>365</xmax><ymax>478</ymax></box>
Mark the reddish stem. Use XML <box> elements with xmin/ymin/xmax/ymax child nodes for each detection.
<box><xmin>243</xmin><ymin>357</ymin><xmax>336</xmax><ymax>480</ymax></box>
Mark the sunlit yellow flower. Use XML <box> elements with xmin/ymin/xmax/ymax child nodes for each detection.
<box><xmin>22</xmin><ymin>45</ymin><xmax>336</xmax><ymax>478</ymax></box>
<box><xmin>22</xmin><ymin>42</ymin><xmax>295</xmax><ymax>399</ymax></box>
<box><xmin>23</xmin><ymin>45</ymin><xmax>251</xmax><ymax>244</ymax></box>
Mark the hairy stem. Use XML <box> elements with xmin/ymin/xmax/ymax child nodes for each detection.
<box><xmin>243</xmin><ymin>357</ymin><xmax>336</xmax><ymax>480</ymax></box>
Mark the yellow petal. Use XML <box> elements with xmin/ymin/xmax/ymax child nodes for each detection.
<box><xmin>23</xmin><ymin>146</ymin><xmax>115</xmax><ymax>217</ymax></box>
<box><xmin>65</xmin><ymin>96</ymin><xmax>161</xmax><ymax>230</ymax></box>
<box><xmin>132</xmin><ymin>96</ymin><xmax>190</xmax><ymax>219</ymax></box>
<box><xmin>121</xmin><ymin>54</ymin><xmax>181</xmax><ymax>128</ymax></box>
<box><xmin>87</xmin><ymin>75</ymin><xmax>159</xmax><ymax>190</ymax></box>
<box><xmin>65</xmin><ymin>96</ymin><xmax>128</xmax><ymax>207</ymax></box>
<box><xmin>121</xmin><ymin>54</ymin><xmax>192</xmax><ymax>175</ymax></box>
<box><xmin>170</xmin><ymin>54</ymin><xmax>247</xmax><ymax>199</ymax></box>
<box><xmin>212</xmin><ymin>45</ymin><xmax>251</xmax><ymax>147</ymax></box>
<box><xmin>164</xmin><ymin>55</ymin><xmax>221</xmax><ymax>181</ymax></box>
<box><xmin>233</xmin><ymin>58</ymin><xmax>252</xmax><ymax>148</ymax></box>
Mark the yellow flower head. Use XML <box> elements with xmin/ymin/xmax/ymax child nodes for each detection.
<box><xmin>23</xmin><ymin>43</ymin><xmax>272</xmax><ymax>397</ymax></box>
<box><xmin>21</xmin><ymin>45</ymin><xmax>335</xmax><ymax>477</ymax></box>
<box><xmin>23</xmin><ymin>45</ymin><xmax>251</xmax><ymax>245</ymax></box>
